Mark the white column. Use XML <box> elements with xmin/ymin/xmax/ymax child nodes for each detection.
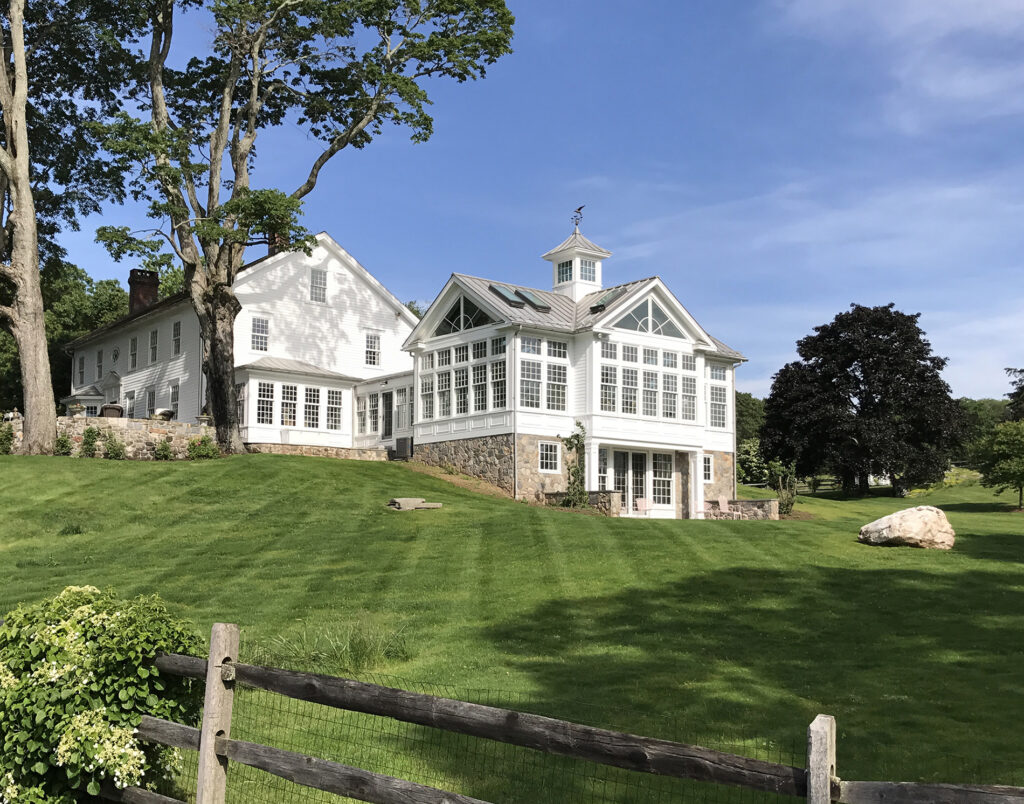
<box><xmin>693</xmin><ymin>450</ymin><xmax>705</xmax><ymax>519</ymax></box>
<box><xmin>586</xmin><ymin>440</ymin><xmax>600</xmax><ymax>491</ymax></box>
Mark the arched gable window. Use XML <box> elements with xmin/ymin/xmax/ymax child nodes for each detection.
<box><xmin>433</xmin><ymin>296</ymin><xmax>494</xmax><ymax>336</ymax></box>
<box><xmin>613</xmin><ymin>298</ymin><xmax>685</xmax><ymax>338</ymax></box>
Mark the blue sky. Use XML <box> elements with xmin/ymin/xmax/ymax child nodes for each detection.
<box><xmin>58</xmin><ymin>0</ymin><xmax>1024</xmax><ymax>399</ymax></box>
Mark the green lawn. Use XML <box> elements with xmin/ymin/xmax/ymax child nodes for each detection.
<box><xmin>1</xmin><ymin>455</ymin><xmax>1022</xmax><ymax>800</ymax></box>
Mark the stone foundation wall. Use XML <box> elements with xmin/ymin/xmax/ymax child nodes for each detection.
<box><xmin>246</xmin><ymin>443</ymin><xmax>387</xmax><ymax>461</ymax></box>
<box><xmin>58</xmin><ymin>416</ymin><xmax>213</xmax><ymax>460</ymax></box>
<box><xmin>705</xmin><ymin>498</ymin><xmax>779</xmax><ymax>521</ymax></box>
<box><xmin>516</xmin><ymin>433</ymin><xmax>576</xmax><ymax>502</ymax></box>
<box><xmin>3</xmin><ymin>417</ymin><xmax>23</xmax><ymax>452</ymax></box>
<box><xmin>543</xmin><ymin>490</ymin><xmax>623</xmax><ymax>516</ymax></box>
<box><xmin>414</xmin><ymin>434</ymin><xmax>515</xmax><ymax>493</ymax></box>
<box><xmin>704</xmin><ymin>449</ymin><xmax>736</xmax><ymax>504</ymax></box>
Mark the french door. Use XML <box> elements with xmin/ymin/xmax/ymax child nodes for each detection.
<box><xmin>613</xmin><ymin>450</ymin><xmax>649</xmax><ymax>514</ymax></box>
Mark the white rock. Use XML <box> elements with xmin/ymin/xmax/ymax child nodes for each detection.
<box><xmin>858</xmin><ymin>505</ymin><xmax>955</xmax><ymax>550</ymax></box>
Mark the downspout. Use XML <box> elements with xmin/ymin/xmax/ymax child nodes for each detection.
<box><xmin>511</xmin><ymin>324</ymin><xmax>522</xmax><ymax>500</ymax></box>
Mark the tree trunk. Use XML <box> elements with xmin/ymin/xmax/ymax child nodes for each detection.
<box><xmin>10</xmin><ymin>273</ymin><xmax>55</xmax><ymax>454</ymax></box>
<box><xmin>858</xmin><ymin>472</ymin><xmax>870</xmax><ymax>496</ymax></box>
<box><xmin>201</xmin><ymin>285</ymin><xmax>245</xmax><ymax>454</ymax></box>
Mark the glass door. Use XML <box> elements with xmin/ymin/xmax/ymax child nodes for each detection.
<box><xmin>613</xmin><ymin>451</ymin><xmax>629</xmax><ymax>507</ymax></box>
<box><xmin>381</xmin><ymin>391</ymin><xmax>394</xmax><ymax>438</ymax></box>
<box><xmin>631</xmin><ymin>452</ymin><xmax>647</xmax><ymax>512</ymax></box>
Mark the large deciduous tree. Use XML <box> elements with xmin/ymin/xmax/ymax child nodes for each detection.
<box><xmin>101</xmin><ymin>0</ymin><xmax>514</xmax><ymax>451</ymax></box>
<box><xmin>1006</xmin><ymin>368</ymin><xmax>1024</xmax><ymax>422</ymax></box>
<box><xmin>973</xmin><ymin>421</ymin><xmax>1024</xmax><ymax>510</ymax></box>
<box><xmin>761</xmin><ymin>303</ymin><xmax>964</xmax><ymax>496</ymax></box>
<box><xmin>0</xmin><ymin>0</ymin><xmax>141</xmax><ymax>451</ymax></box>
<box><xmin>735</xmin><ymin>391</ymin><xmax>764</xmax><ymax>443</ymax></box>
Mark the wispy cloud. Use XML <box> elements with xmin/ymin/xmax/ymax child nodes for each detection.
<box><xmin>773</xmin><ymin>0</ymin><xmax>1024</xmax><ymax>132</ymax></box>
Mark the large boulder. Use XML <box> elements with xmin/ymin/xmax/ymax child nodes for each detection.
<box><xmin>858</xmin><ymin>505</ymin><xmax>955</xmax><ymax>550</ymax></box>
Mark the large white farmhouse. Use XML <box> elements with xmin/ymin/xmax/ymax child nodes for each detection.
<box><xmin>64</xmin><ymin>227</ymin><xmax>744</xmax><ymax>518</ymax></box>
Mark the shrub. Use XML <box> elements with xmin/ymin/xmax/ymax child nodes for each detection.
<box><xmin>767</xmin><ymin>459</ymin><xmax>798</xmax><ymax>516</ymax></box>
<box><xmin>79</xmin><ymin>426</ymin><xmax>100</xmax><ymax>458</ymax></box>
<box><xmin>104</xmin><ymin>433</ymin><xmax>127</xmax><ymax>461</ymax></box>
<box><xmin>53</xmin><ymin>433</ymin><xmax>73</xmax><ymax>456</ymax></box>
<box><xmin>0</xmin><ymin>422</ymin><xmax>13</xmax><ymax>455</ymax></box>
<box><xmin>154</xmin><ymin>438</ymin><xmax>173</xmax><ymax>461</ymax></box>
<box><xmin>561</xmin><ymin>421</ymin><xmax>589</xmax><ymax>508</ymax></box>
<box><xmin>186</xmin><ymin>435</ymin><xmax>220</xmax><ymax>460</ymax></box>
<box><xmin>736</xmin><ymin>438</ymin><xmax>767</xmax><ymax>484</ymax></box>
<box><xmin>0</xmin><ymin>586</ymin><xmax>203</xmax><ymax>802</ymax></box>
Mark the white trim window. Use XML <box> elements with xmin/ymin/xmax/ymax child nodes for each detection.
<box><xmin>310</xmin><ymin>269</ymin><xmax>327</xmax><ymax>303</ymax></box>
<box><xmin>454</xmin><ymin>367</ymin><xmax>469</xmax><ymax>415</ymax></box>
<box><xmin>681</xmin><ymin>376</ymin><xmax>697</xmax><ymax>420</ymax></box>
<box><xmin>521</xmin><ymin>336</ymin><xmax>541</xmax><ymax>355</ymax></box>
<box><xmin>709</xmin><ymin>364</ymin><xmax>727</xmax><ymax>382</ymax></box>
<box><xmin>622</xmin><ymin>345</ymin><xmax>638</xmax><ymax>363</ymax></box>
<box><xmin>395</xmin><ymin>387</ymin><xmax>411</xmax><ymax>430</ymax></box>
<box><xmin>257</xmin><ymin>382</ymin><xmax>274</xmax><ymax>424</ymax></box>
<box><xmin>305</xmin><ymin>387</ymin><xmax>320</xmax><ymax>429</ymax></box>
<box><xmin>455</xmin><ymin>344</ymin><xmax>469</xmax><ymax>363</ymax></box>
<box><xmin>580</xmin><ymin>259</ymin><xmax>596</xmax><ymax>282</ymax></box>
<box><xmin>77</xmin><ymin>355</ymin><xmax>85</xmax><ymax>386</ymax></box>
<box><xmin>437</xmin><ymin>348</ymin><xmax>451</xmax><ymax>367</ymax></box>
<box><xmin>490</xmin><ymin>361</ymin><xmax>506</xmax><ymax>409</ymax></box>
<box><xmin>653</xmin><ymin>453</ymin><xmax>673</xmax><ymax>505</ymax></box>
<box><xmin>420</xmin><ymin>376</ymin><xmax>435</xmax><ymax>420</ymax></box>
<box><xmin>642</xmin><ymin>371</ymin><xmax>658</xmax><ymax>417</ymax></box>
<box><xmin>149</xmin><ymin>329</ymin><xmax>158</xmax><ymax>364</ymax></box>
<box><xmin>597</xmin><ymin>448</ymin><xmax>608</xmax><ymax>491</ymax></box>
<box><xmin>169</xmin><ymin>381</ymin><xmax>179</xmax><ymax>419</ymax></box>
<box><xmin>600</xmin><ymin>365</ymin><xmax>617</xmax><ymax>412</ymax></box>
<box><xmin>96</xmin><ymin>350</ymin><xmax>103</xmax><ymax>380</ymax></box>
<box><xmin>557</xmin><ymin>260</ymin><xmax>573</xmax><ymax>283</ymax></box>
<box><xmin>491</xmin><ymin>336</ymin><xmax>506</xmax><ymax>354</ymax></box>
<box><xmin>709</xmin><ymin>385</ymin><xmax>727</xmax><ymax>429</ymax></box>
<box><xmin>421</xmin><ymin>352</ymin><xmax>434</xmax><ymax>371</ymax></box>
<box><xmin>327</xmin><ymin>389</ymin><xmax>343</xmax><ymax>430</ymax></box>
<box><xmin>663</xmin><ymin>351</ymin><xmax>678</xmax><ymax>369</ymax></box>
<box><xmin>85</xmin><ymin>405</ymin><xmax>98</xmax><ymax>417</ymax></box>
<box><xmin>472</xmin><ymin>340</ymin><xmax>487</xmax><ymax>360</ymax></box>
<box><xmin>539</xmin><ymin>441</ymin><xmax>561</xmax><ymax>473</ymax></box>
<box><xmin>662</xmin><ymin>375</ymin><xmax>677</xmax><ymax>419</ymax></box>
<box><xmin>681</xmin><ymin>354</ymin><xmax>696</xmax><ymax>372</ymax></box>
<box><xmin>172</xmin><ymin>321</ymin><xmax>182</xmax><ymax>356</ymax></box>
<box><xmin>129</xmin><ymin>337</ymin><xmax>138</xmax><ymax>371</ymax></box>
<box><xmin>520</xmin><ymin>360</ymin><xmax>541</xmax><ymax>408</ymax></box>
<box><xmin>473</xmin><ymin>364</ymin><xmax>487</xmax><ymax>412</ymax></box>
<box><xmin>643</xmin><ymin>348</ymin><xmax>658</xmax><ymax>366</ymax></box>
<box><xmin>365</xmin><ymin>333</ymin><xmax>381</xmax><ymax>366</ymax></box>
<box><xmin>621</xmin><ymin>368</ymin><xmax>638</xmax><ymax>414</ymax></box>
<box><xmin>236</xmin><ymin>383</ymin><xmax>246</xmax><ymax>425</ymax></box>
<box><xmin>703</xmin><ymin>454</ymin><xmax>714</xmax><ymax>483</ymax></box>
<box><xmin>252</xmin><ymin>317</ymin><xmax>269</xmax><ymax>352</ymax></box>
<box><xmin>547</xmin><ymin>340</ymin><xmax>568</xmax><ymax>359</ymax></box>
<box><xmin>368</xmin><ymin>392</ymin><xmax>379</xmax><ymax>433</ymax></box>
<box><xmin>356</xmin><ymin>396</ymin><xmax>367</xmax><ymax>434</ymax></box>
<box><xmin>546</xmin><ymin>363</ymin><xmax>566</xmax><ymax>410</ymax></box>
<box><xmin>124</xmin><ymin>390</ymin><xmax>136</xmax><ymax>418</ymax></box>
<box><xmin>601</xmin><ymin>341</ymin><xmax>617</xmax><ymax>360</ymax></box>
<box><xmin>281</xmin><ymin>385</ymin><xmax>298</xmax><ymax>426</ymax></box>
<box><xmin>146</xmin><ymin>388</ymin><xmax>156</xmax><ymax>418</ymax></box>
<box><xmin>437</xmin><ymin>371</ymin><xmax>451</xmax><ymax>417</ymax></box>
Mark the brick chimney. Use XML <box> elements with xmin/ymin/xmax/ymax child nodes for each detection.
<box><xmin>128</xmin><ymin>269</ymin><xmax>160</xmax><ymax>315</ymax></box>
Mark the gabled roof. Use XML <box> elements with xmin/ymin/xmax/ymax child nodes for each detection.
<box><xmin>454</xmin><ymin>274</ymin><xmax>579</xmax><ymax>331</ymax></box>
<box><xmin>541</xmin><ymin>227</ymin><xmax>612</xmax><ymax>259</ymax></box>
<box><xmin>64</xmin><ymin>293</ymin><xmax>190</xmax><ymax>352</ymax></box>
<box><xmin>236</xmin><ymin>356</ymin><xmax>361</xmax><ymax>382</ymax></box>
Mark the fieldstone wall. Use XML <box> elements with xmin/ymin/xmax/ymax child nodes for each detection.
<box><xmin>705</xmin><ymin>449</ymin><xmax>736</xmax><ymax>503</ymax></box>
<box><xmin>58</xmin><ymin>416</ymin><xmax>213</xmax><ymax>460</ymax></box>
<box><xmin>675</xmin><ymin>450</ymin><xmax>691</xmax><ymax>519</ymax></box>
<box><xmin>516</xmin><ymin>433</ymin><xmax>577</xmax><ymax>502</ymax></box>
<box><xmin>246</xmin><ymin>443</ymin><xmax>387</xmax><ymax>461</ymax></box>
<box><xmin>414</xmin><ymin>434</ymin><xmax>515</xmax><ymax>493</ymax></box>
<box><xmin>543</xmin><ymin>490</ymin><xmax>623</xmax><ymax>516</ymax></box>
<box><xmin>4</xmin><ymin>417</ymin><xmax>23</xmax><ymax>452</ymax></box>
<box><xmin>705</xmin><ymin>498</ymin><xmax>779</xmax><ymax>521</ymax></box>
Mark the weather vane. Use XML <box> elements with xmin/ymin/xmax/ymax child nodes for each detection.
<box><xmin>571</xmin><ymin>205</ymin><xmax>584</xmax><ymax>228</ymax></box>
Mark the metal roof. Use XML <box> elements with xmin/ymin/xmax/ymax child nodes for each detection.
<box><xmin>236</xmin><ymin>357</ymin><xmax>362</xmax><ymax>382</ymax></box>
<box><xmin>541</xmin><ymin>227</ymin><xmax>612</xmax><ymax>259</ymax></box>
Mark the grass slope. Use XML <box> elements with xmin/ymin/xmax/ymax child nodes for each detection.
<box><xmin>1</xmin><ymin>455</ymin><xmax>1022</xmax><ymax>794</ymax></box>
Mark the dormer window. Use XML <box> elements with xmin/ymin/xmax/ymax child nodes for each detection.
<box><xmin>557</xmin><ymin>260</ymin><xmax>573</xmax><ymax>284</ymax></box>
<box><xmin>580</xmin><ymin>259</ymin><xmax>596</xmax><ymax>282</ymax></box>
<box><xmin>613</xmin><ymin>299</ymin><xmax>685</xmax><ymax>339</ymax></box>
<box><xmin>434</xmin><ymin>296</ymin><xmax>494</xmax><ymax>336</ymax></box>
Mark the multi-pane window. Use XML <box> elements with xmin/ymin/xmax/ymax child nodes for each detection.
<box><xmin>310</xmin><ymin>269</ymin><xmax>327</xmax><ymax>303</ymax></box>
<box><xmin>622</xmin><ymin>368</ymin><xmax>638</xmax><ymax>414</ymax></box>
<box><xmin>146</xmin><ymin>389</ymin><xmax>156</xmax><ymax>418</ymax></box>
<box><xmin>653</xmin><ymin>454</ymin><xmax>673</xmax><ymax>505</ymax></box>
<box><xmin>129</xmin><ymin>337</ymin><xmax>138</xmax><ymax>370</ymax></box>
<box><xmin>491</xmin><ymin>336</ymin><xmax>506</xmax><ymax>354</ymax></box>
<box><xmin>369</xmin><ymin>393</ymin><xmax>379</xmax><ymax>433</ymax></box>
<box><xmin>539</xmin><ymin>442</ymin><xmax>560</xmax><ymax>472</ymax></box>
<box><xmin>520</xmin><ymin>360</ymin><xmax>541</xmax><ymax>408</ymax></box>
<box><xmin>365</xmin><ymin>333</ymin><xmax>381</xmax><ymax>366</ymax></box>
<box><xmin>622</xmin><ymin>345</ymin><xmax>638</xmax><ymax>363</ymax></box>
<box><xmin>396</xmin><ymin>388</ymin><xmax>411</xmax><ymax>430</ymax></box>
<box><xmin>547</xmin><ymin>340</ymin><xmax>567</xmax><ymax>359</ymax></box>
<box><xmin>473</xmin><ymin>365</ymin><xmax>487</xmax><ymax>412</ymax></box>
<box><xmin>703</xmin><ymin>455</ymin><xmax>713</xmax><ymax>482</ymax></box>
<box><xmin>642</xmin><ymin>372</ymin><xmax>658</xmax><ymax>417</ymax></box>
<box><xmin>77</xmin><ymin>355</ymin><xmax>85</xmax><ymax>385</ymax></box>
<box><xmin>663</xmin><ymin>351</ymin><xmax>678</xmax><ymax>369</ymax></box>
<box><xmin>680</xmin><ymin>354</ymin><xmax>696</xmax><ymax>372</ymax></box>
<box><xmin>472</xmin><ymin>340</ymin><xmax>487</xmax><ymax>361</ymax></box>
<box><xmin>421</xmin><ymin>352</ymin><xmax>434</xmax><ymax>370</ymax></box>
<box><xmin>580</xmin><ymin>259</ymin><xmax>596</xmax><ymax>282</ymax></box>
<box><xmin>327</xmin><ymin>390</ymin><xmax>343</xmax><ymax>430</ymax></box>
<box><xmin>521</xmin><ymin>336</ymin><xmax>541</xmax><ymax>355</ymax></box>
<box><xmin>236</xmin><ymin>383</ymin><xmax>246</xmax><ymax>425</ymax></box>
<box><xmin>600</xmin><ymin>365</ymin><xmax>617</xmax><ymax>412</ymax></box>
<box><xmin>709</xmin><ymin>364</ymin><xmax>727</xmax><ymax>381</ymax></box>
<box><xmin>663</xmin><ymin>375</ymin><xmax>677</xmax><ymax>419</ymax></box>
<box><xmin>149</xmin><ymin>330</ymin><xmax>158</xmax><ymax>363</ymax></box>
<box><xmin>643</xmin><ymin>348</ymin><xmax>658</xmax><ymax>366</ymax></box>
<box><xmin>85</xmin><ymin>405</ymin><xmax>98</xmax><ymax>417</ymax></box>
<box><xmin>420</xmin><ymin>376</ymin><xmax>435</xmax><ymax>420</ymax></box>
<box><xmin>252</xmin><ymin>318</ymin><xmax>269</xmax><ymax>351</ymax></box>
<box><xmin>437</xmin><ymin>348</ymin><xmax>452</xmax><ymax>367</ymax></box>
<box><xmin>597</xmin><ymin>448</ymin><xmax>608</xmax><ymax>491</ymax></box>
<box><xmin>169</xmin><ymin>382</ymin><xmax>179</xmax><ymax>419</ymax></box>
<box><xmin>357</xmin><ymin>396</ymin><xmax>367</xmax><ymax>434</ymax></box>
<box><xmin>281</xmin><ymin>385</ymin><xmax>298</xmax><ymax>426</ymax></box>
<box><xmin>681</xmin><ymin>376</ymin><xmax>697</xmax><ymax>420</ymax></box>
<box><xmin>173</xmin><ymin>321</ymin><xmax>182</xmax><ymax>356</ymax></box>
<box><xmin>557</xmin><ymin>260</ymin><xmax>573</xmax><ymax>283</ymax></box>
<box><xmin>547</xmin><ymin>364</ymin><xmax>567</xmax><ymax>410</ymax></box>
<box><xmin>455</xmin><ymin>344</ymin><xmax>469</xmax><ymax>363</ymax></box>
<box><xmin>305</xmin><ymin>387</ymin><xmax>320</xmax><ymax>429</ymax></box>
<box><xmin>124</xmin><ymin>390</ymin><xmax>135</xmax><ymax>418</ymax></box>
<box><xmin>454</xmin><ymin>367</ymin><xmax>469</xmax><ymax>415</ymax></box>
<box><xmin>490</xmin><ymin>362</ymin><xmax>506</xmax><ymax>409</ymax></box>
<box><xmin>437</xmin><ymin>372</ymin><xmax>451</xmax><ymax>417</ymax></box>
<box><xmin>96</xmin><ymin>350</ymin><xmax>103</xmax><ymax>380</ymax></box>
<box><xmin>601</xmin><ymin>342</ymin><xmax>617</xmax><ymax>360</ymax></box>
<box><xmin>710</xmin><ymin>385</ymin><xmax>727</xmax><ymax>428</ymax></box>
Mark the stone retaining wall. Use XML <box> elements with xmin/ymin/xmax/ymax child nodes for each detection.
<box><xmin>4</xmin><ymin>417</ymin><xmax>23</xmax><ymax>452</ymax></box>
<box><xmin>413</xmin><ymin>434</ymin><xmax>515</xmax><ymax>493</ymax></box>
<box><xmin>58</xmin><ymin>416</ymin><xmax>213</xmax><ymax>460</ymax></box>
<box><xmin>543</xmin><ymin>490</ymin><xmax>623</xmax><ymax>516</ymax></box>
<box><xmin>704</xmin><ymin>498</ymin><xmax>779</xmax><ymax>520</ymax></box>
<box><xmin>246</xmin><ymin>443</ymin><xmax>387</xmax><ymax>461</ymax></box>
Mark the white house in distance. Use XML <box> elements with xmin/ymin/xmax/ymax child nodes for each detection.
<box><xmin>63</xmin><ymin>233</ymin><xmax>418</xmax><ymax>449</ymax></box>
<box><xmin>396</xmin><ymin>226</ymin><xmax>745</xmax><ymax>518</ymax></box>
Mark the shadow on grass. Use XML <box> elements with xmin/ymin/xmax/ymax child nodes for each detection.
<box><xmin>938</xmin><ymin>502</ymin><xmax>1022</xmax><ymax>514</ymax></box>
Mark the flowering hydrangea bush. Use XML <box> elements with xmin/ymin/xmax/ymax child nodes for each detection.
<box><xmin>0</xmin><ymin>587</ymin><xmax>203</xmax><ymax>803</ymax></box>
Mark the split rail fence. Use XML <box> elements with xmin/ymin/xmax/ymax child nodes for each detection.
<box><xmin>100</xmin><ymin>624</ymin><xmax>1024</xmax><ymax>804</ymax></box>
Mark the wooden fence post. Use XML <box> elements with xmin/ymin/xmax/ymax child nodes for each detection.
<box><xmin>195</xmin><ymin>623</ymin><xmax>239</xmax><ymax>804</ymax></box>
<box><xmin>807</xmin><ymin>714</ymin><xmax>837</xmax><ymax>803</ymax></box>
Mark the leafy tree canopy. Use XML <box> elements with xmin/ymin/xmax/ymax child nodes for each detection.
<box><xmin>1006</xmin><ymin>368</ymin><xmax>1024</xmax><ymax>422</ymax></box>
<box><xmin>761</xmin><ymin>303</ymin><xmax>964</xmax><ymax>496</ymax></box>
<box><xmin>735</xmin><ymin>392</ymin><xmax>765</xmax><ymax>442</ymax></box>
<box><xmin>972</xmin><ymin>421</ymin><xmax>1024</xmax><ymax>510</ymax></box>
<box><xmin>957</xmin><ymin>397</ymin><xmax>1009</xmax><ymax>465</ymax></box>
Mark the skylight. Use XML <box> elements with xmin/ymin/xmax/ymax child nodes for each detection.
<box><xmin>489</xmin><ymin>284</ymin><xmax>525</xmax><ymax>308</ymax></box>
<box><xmin>514</xmin><ymin>288</ymin><xmax>551</xmax><ymax>313</ymax></box>
<box><xmin>589</xmin><ymin>286</ymin><xmax>626</xmax><ymax>313</ymax></box>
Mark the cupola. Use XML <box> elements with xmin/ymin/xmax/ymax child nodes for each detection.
<box><xmin>542</xmin><ymin>225</ymin><xmax>611</xmax><ymax>302</ymax></box>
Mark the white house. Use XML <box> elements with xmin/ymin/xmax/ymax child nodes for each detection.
<box><xmin>63</xmin><ymin>233</ymin><xmax>418</xmax><ymax>450</ymax></box>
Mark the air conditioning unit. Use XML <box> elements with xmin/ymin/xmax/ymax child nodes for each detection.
<box><xmin>394</xmin><ymin>437</ymin><xmax>413</xmax><ymax>460</ymax></box>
